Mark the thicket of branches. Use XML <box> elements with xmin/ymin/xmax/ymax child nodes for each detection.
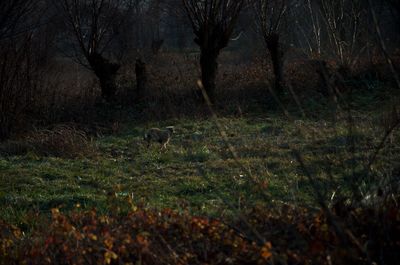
<box><xmin>0</xmin><ymin>1</ymin><xmax>50</xmax><ymax>140</ymax></box>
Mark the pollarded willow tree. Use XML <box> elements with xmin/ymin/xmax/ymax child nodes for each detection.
<box><xmin>54</xmin><ymin>0</ymin><xmax>137</xmax><ymax>102</ymax></box>
<box><xmin>253</xmin><ymin>0</ymin><xmax>289</xmax><ymax>97</ymax></box>
<box><xmin>182</xmin><ymin>0</ymin><xmax>245</xmax><ymax>103</ymax></box>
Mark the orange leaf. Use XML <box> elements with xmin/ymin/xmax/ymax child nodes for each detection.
<box><xmin>260</xmin><ymin>242</ymin><xmax>273</xmax><ymax>260</ymax></box>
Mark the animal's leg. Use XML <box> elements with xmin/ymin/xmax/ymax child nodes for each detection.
<box><xmin>160</xmin><ymin>140</ymin><xmax>170</xmax><ymax>151</ymax></box>
<box><xmin>164</xmin><ymin>138</ymin><xmax>170</xmax><ymax>148</ymax></box>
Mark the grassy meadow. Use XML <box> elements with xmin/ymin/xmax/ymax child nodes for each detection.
<box><xmin>1</xmin><ymin>87</ymin><xmax>399</xmax><ymax>227</ymax></box>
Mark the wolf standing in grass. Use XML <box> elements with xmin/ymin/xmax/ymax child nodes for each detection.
<box><xmin>144</xmin><ymin>126</ymin><xmax>174</xmax><ymax>149</ymax></box>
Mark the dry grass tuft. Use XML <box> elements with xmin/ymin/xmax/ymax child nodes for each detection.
<box><xmin>0</xmin><ymin>124</ymin><xmax>97</xmax><ymax>158</ymax></box>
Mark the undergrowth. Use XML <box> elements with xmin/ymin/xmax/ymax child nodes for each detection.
<box><xmin>0</xmin><ymin>197</ymin><xmax>399</xmax><ymax>264</ymax></box>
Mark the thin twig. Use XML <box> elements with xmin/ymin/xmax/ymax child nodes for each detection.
<box><xmin>368</xmin><ymin>0</ymin><xmax>400</xmax><ymax>90</ymax></box>
<box><xmin>366</xmin><ymin>119</ymin><xmax>400</xmax><ymax>170</ymax></box>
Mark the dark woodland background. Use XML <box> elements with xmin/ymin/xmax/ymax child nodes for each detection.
<box><xmin>1</xmin><ymin>0</ymin><xmax>399</xmax><ymax>138</ymax></box>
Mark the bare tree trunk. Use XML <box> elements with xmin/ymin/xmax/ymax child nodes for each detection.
<box><xmin>135</xmin><ymin>58</ymin><xmax>147</xmax><ymax>102</ymax></box>
<box><xmin>200</xmin><ymin>48</ymin><xmax>219</xmax><ymax>103</ymax></box>
<box><xmin>312</xmin><ymin>60</ymin><xmax>332</xmax><ymax>97</ymax></box>
<box><xmin>0</xmin><ymin>121</ymin><xmax>10</xmax><ymax>140</ymax></box>
<box><xmin>151</xmin><ymin>39</ymin><xmax>164</xmax><ymax>55</ymax></box>
<box><xmin>266</xmin><ymin>33</ymin><xmax>284</xmax><ymax>96</ymax></box>
<box><xmin>87</xmin><ymin>53</ymin><xmax>120</xmax><ymax>102</ymax></box>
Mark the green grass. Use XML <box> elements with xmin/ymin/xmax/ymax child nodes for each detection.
<box><xmin>1</xmin><ymin>97</ymin><xmax>399</xmax><ymax>226</ymax></box>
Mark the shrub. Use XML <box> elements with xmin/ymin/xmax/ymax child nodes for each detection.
<box><xmin>0</xmin><ymin>125</ymin><xmax>96</xmax><ymax>158</ymax></box>
<box><xmin>0</xmin><ymin>198</ymin><xmax>399</xmax><ymax>265</ymax></box>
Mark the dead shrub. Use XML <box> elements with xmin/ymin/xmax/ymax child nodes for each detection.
<box><xmin>26</xmin><ymin>125</ymin><xmax>96</xmax><ymax>158</ymax></box>
<box><xmin>0</xmin><ymin>125</ymin><xmax>97</xmax><ymax>158</ymax></box>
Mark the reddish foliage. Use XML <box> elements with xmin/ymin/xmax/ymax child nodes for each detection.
<box><xmin>0</xmin><ymin>202</ymin><xmax>399</xmax><ymax>265</ymax></box>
